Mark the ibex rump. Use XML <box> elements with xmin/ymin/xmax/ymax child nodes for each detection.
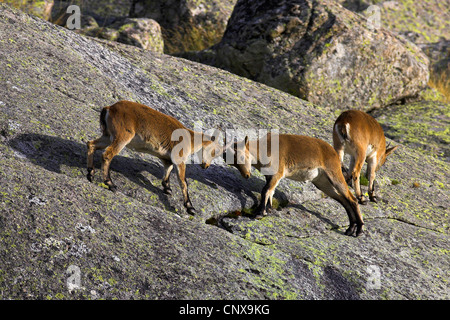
<box><xmin>333</xmin><ymin>110</ymin><xmax>398</xmax><ymax>204</ymax></box>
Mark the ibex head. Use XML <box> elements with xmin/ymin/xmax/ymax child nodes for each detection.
<box><xmin>378</xmin><ymin>142</ymin><xmax>399</xmax><ymax>171</ymax></box>
<box><xmin>222</xmin><ymin>136</ymin><xmax>252</xmax><ymax>179</ymax></box>
<box><xmin>198</xmin><ymin>129</ymin><xmax>223</xmax><ymax>169</ymax></box>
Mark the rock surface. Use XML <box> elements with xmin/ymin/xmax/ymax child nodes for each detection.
<box><xmin>370</xmin><ymin>100</ymin><xmax>450</xmax><ymax>162</ymax></box>
<box><xmin>0</xmin><ymin>4</ymin><xmax>448</xmax><ymax>300</ymax></box>
<box><xmin>186</xmin><ymin>0</ymin><xmax>430</xmax><ymax>110</ymax></box>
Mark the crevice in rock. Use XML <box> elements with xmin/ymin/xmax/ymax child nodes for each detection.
<box><xmin>369</xmin><ymin>216</ymin><xmax>446</xmax><ymax>234</ymax></box>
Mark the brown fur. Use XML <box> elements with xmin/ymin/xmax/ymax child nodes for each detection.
<box><xmin>333</xmin><ymin>110</ymin><xmax>398</xmax><ymax>204</ymax></box>
<box><xmin>86</xmin><ymin>100</ymin><xmax>221</xmax><ymax>214</ymax></box>
<box><xmin>224</xmin><ymin>133</ymin><xmax>364</xmax><ymax>237</ymax></box>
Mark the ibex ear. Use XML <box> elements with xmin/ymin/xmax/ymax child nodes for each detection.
<box><xmin>244</xmin><ymin>136</ymin><xmax>249</xmax><ymax>147</ymax></box>
<box><xmin>385</xmin><ymin>145</ymin><xmax>399</xmax><ymax>157</ymax></box>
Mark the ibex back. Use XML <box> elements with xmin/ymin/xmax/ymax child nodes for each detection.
<box><xmin>86</xmin><ymin>100</ymin><xmax>222</xmax><ymax>214</ymax></box>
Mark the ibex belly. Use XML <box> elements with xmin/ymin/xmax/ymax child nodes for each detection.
<box><xmin>285</xmin><ymin>167</ymin><xmax>320</xmax><ymax>182</ymax></box>
<box><xmin>343</xmin><ymin>142</ymin><xmax>376</xmax><ymax>159</ymax></box>
<box><xmin>126</xmin><ymin>135</ymin><xmax>170</xmax><ymax>158</ymax></box>
<box><xmin>365</xmin><ymin>144</ymin><xmax>376</xmax><ymax>159</ymax></box>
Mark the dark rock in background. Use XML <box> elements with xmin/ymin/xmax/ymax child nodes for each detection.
<box><xmin>129</xmin><ymin>0</ymin><xmax>237</xmax><ymax>53</ymax></box>
<box><xmin>185</xmin><ymin>0</ymin><xmax>430</xmax><ymax>110</ymax></box>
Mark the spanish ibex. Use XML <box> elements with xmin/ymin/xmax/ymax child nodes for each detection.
<box><xmin>86</xmin><ymin>100</ymin><xmax>222</xmax><ymax>214</ymax></box>
<box><xmin>333</xmin><ymin>110</ymin><xmax>398</xmax><ymax>204</ymax></box>
<box><xmin>223</xmin><ymin>133</ymin><xmax>364</xmax><ymax>237</ymax></box>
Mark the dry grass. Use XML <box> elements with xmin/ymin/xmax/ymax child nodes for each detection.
<box><xmin>428</xmin><ymin>61</ymin><xmax>450</xmax><ymax>102</ymax></box>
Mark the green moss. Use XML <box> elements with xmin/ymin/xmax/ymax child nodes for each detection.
<box><xmin>360</xmin><ymin>175</ymin><xmax>369</xmax><ymax>186</ymax></box>
<box><xmin>97</xmin><ymin>182</ymin><xmax>109</xmax><ymax>189</ymax></box>
<box><xmin>240</xmin><ymin>243</ymin><xmax>299</xmax><ymax>299</ymax></box>
<box><xmin>118</xmin><ymin>23</ymin><xmax>134</xmax><ymax>33</ymax></box>
<box><xmin>163</xmin><ymin>22</ymin><xmax>225</xmax><ymax>54</ymax></box>
<box><xmin>4</xmin><ymin>0</ymin><xmax>52</xmax><ymax>20</ymax></box>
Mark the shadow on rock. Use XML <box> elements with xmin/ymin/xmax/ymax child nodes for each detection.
<box><xmin>322</xmin><ymin>266</ymin><xmax>361</xmax><ymax>300</ymax></box>
<box><xmin>8</xmin><ymin>133</ymin><xmax>264</xmax><ymax>212</ymax></box>
<box><xmin>286</xmin><ymin>203</ymin><xmax>342</xmax><ymax>235</ymax></box>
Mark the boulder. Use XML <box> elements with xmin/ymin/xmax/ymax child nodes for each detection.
<box><xmin>51</xmin><ymin>0</ymin><xmax>131</xmax><ymax>25</ymax></box>
<box><xmin>112</xmin><ymin>18</ymin><xmax>164</xmax><ymax>53</ymax></box>
<box><xmin>0</xmin><ymin>3</ymin><xmax>448</xmax><ymax>300</ymax></box>
<box><xmin>336</xmin><ymin>1</ymin><xmax>450</xmax><ymax>102</ymax></box>
<box><xmin>195</xmin><ymin>0</ymin><xmax>429</xmax><ymax>110</ymax></box>
<box><xmin>50</xmin><ymin>2</ymin><xmax>164</xmax><ymax>53</ymax></box>
<box><xmin>79</xmin><ymin>18</ymin><xmax>165</xmax><ymax>53</ymax></box>
<box><xmin>336</xmin><ymin>0</ymin><xmax>450</xmax><ymax>45</ymax></box>
<box><xmin>129</xmin><ymin>0</ymin><xmax>237</xmax><ymax>53</ymax></box>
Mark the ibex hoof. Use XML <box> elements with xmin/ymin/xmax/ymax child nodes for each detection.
<box><xmin>345</xmin><ymin>224</ymin><xmax>356</xmax><ymax>236</ymax></box>
<box><xmin>345</xmin><ymin>224</ymin><xmax>364</xmax><ymax>237</ymax></box>
<box><xmin>355</xmin><ymin>225</ymin><xmax>364</xmax><ymax>237</ymax></box>
<box><xmin>254</xmin><ymin>209</ymin><xmax>267</xmax><ymax>220</ymax></box>
<box><xmin>87</xmin><ymin>168</ymin><xmax>94</xmax><ymax>182</ymax></box>
<box><xmin>163</xmin><ymin>187</ymin><xmax>172</xmax><ymax>195</ymax></box>
<box><xmin>187</xmin><ymin>207</ymin><xmax>196</xmax><ymax>215</ymax></box>
<box><xmin>369</xmin><ymin>195</ymin><xmax>378</xmax><ymax>203</ymax></box>
<box><xmin>107</xmin><ymin>184</ymin><xmax>117</xmax><ymax>192</ymax></box>
<box><xmin>358</xmin><ymin>196</ymin><xmax>368</xmax><ymax>205</ymax></box>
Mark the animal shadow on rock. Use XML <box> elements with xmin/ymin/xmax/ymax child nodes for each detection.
<box><xmin>9</xmin><ymin>133</ymin><xmax>263</xmax><ymax>213</ymax></box>
<box><xmin>285</xmin><ymin>202</ymin><xmax>341</xmax><ymax>235</ymax></box>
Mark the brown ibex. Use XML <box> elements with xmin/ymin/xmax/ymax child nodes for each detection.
<box><xmin>223</xmin><ymin>133</ymin><xmax>364</xmax><ymax>237</ymax></box>
<box><xmin>86</xmin><ymin>100</ymin><xmax>222</xmax><ymax>214</ymax></box>
<box><xmin>333</xmin><ymin>110</ymin><xmax>398</xmax><ymax>204</ymax></box>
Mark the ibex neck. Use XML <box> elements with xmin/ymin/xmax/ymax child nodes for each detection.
<box><xmin>188</xmin><ymin>129</ymin><xmax>208</xmax><ymax>153</ymax></box>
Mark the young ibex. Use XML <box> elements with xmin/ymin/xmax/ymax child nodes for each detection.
<box><xmin>223</xmin><ymin>133</ymin><xmax>364</xmax><ymax>237</ymax></box>
<box><xmin>86</xmin><ymin>100</ymin><xmax>222</xmax><ymax>214</ymax></box>
<box><xmin>333</xmin><ymin>110</ymin><xmax>398</xmax><ymax>204</ymax></box>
